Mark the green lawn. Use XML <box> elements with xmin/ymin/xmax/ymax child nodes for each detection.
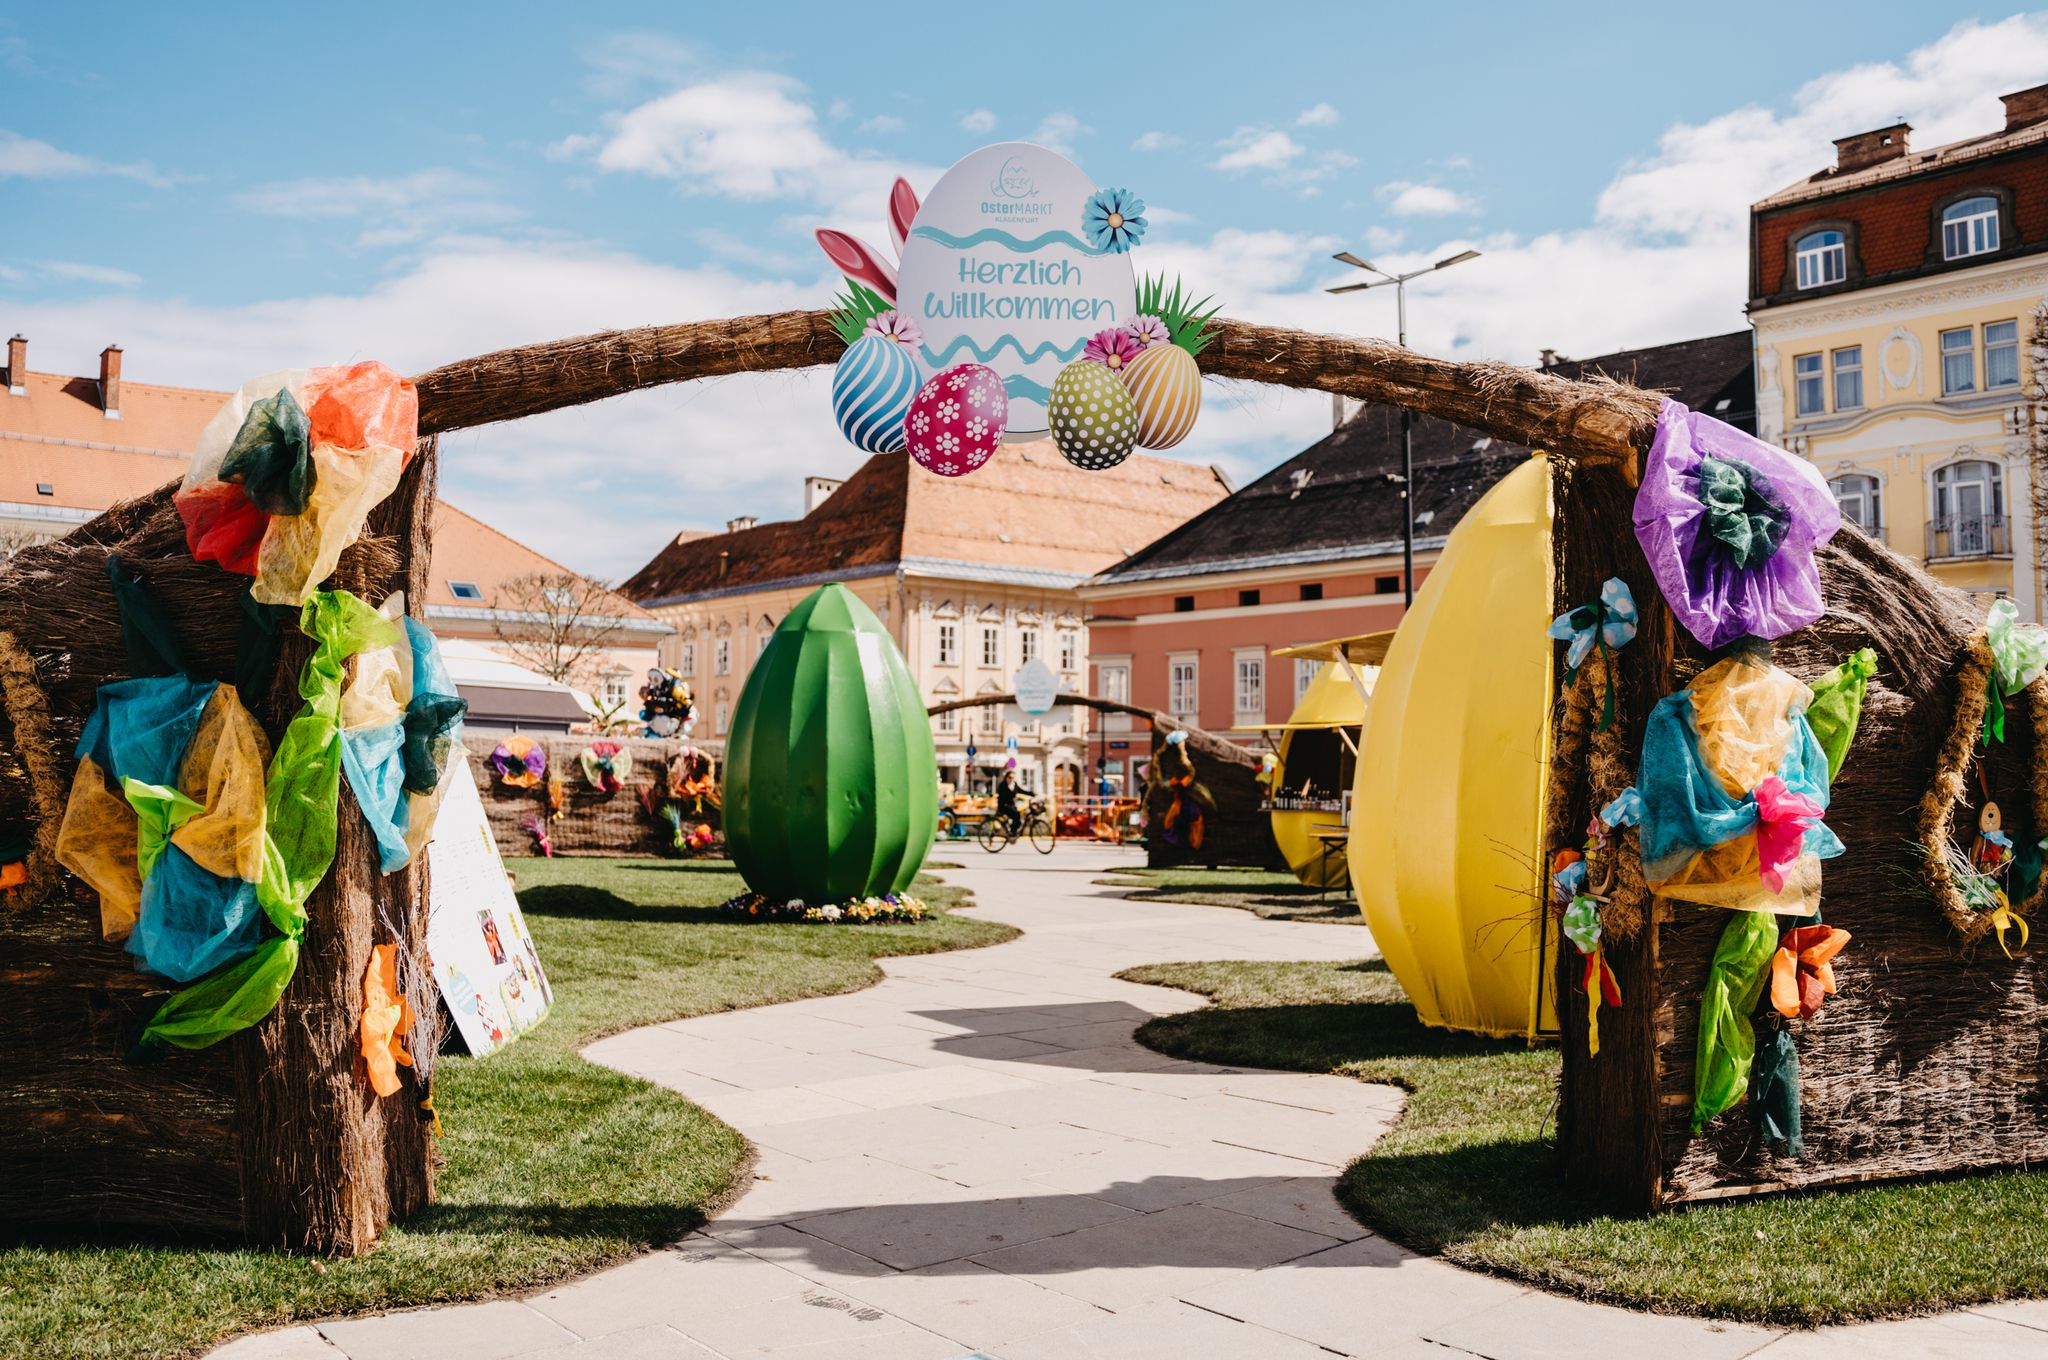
<box><xmin>1123</xmin><ymin>957</ymin><xmax>2048</xmax><ymax>1325</ymax></box>
<box><xmin>1</xmin><ymin>858</ymin><xmax>1015</xmax><ymax>1360</ymax></box>
<box><xmin>1098</xmin><ymin>865</ymin><xmax>1363</xmax><ymax>925</ymax></box>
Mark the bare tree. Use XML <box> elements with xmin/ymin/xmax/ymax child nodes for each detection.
<box><xmin>0</xmin><ymin>525</ymin><xmax>50</xmax><ymax>563</ymax></box>
<box><xmin>489</xmin><ymin>571</ymin><xmax>629</xmax><ymax>685</ymax></box>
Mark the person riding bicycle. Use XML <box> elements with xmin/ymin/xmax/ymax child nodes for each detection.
<box><xmin>995</xmin><ymin>767</ymin><xmax>1022</xmax><ymax>837</ymax></box>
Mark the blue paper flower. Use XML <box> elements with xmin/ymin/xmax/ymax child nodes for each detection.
<box><xmin>1082</xmin><ymin>187</ymin><xmax>1147</xmax><ymax>254</ymax></box>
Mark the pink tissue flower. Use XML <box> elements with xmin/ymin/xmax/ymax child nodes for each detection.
<box><xmin>1083</xmin><ymin>327</ymin><xmax>1141</xmax><ymax>372</ymax></box>
<box><xmin>1127</xmin><ymin>315</ymin><xmax>1170</xmax><ymax>349</ymax></box>
<box><xmin>864</xmin><ymin>310</ymin><xmax>924</xmax><ymax>348</ymax></box>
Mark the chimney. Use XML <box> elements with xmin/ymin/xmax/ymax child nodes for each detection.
<box><xmin>803</xmin><ymin>476</ymin><xmax>843</xmax><ymax>513</ymax></box>
<box><xmin>98</xmin><ymin>345</ymin><xmax>122</xmax><ymax>419</ymax></box>
<box><xmin>2003</xmin><ymin>84</ymin><xmax>2048</xmax><ymax>133</ymax></box>
<box><xmin>725</xmin><ymin>515</ymin><xmax>757</xmax><ymax>533</ymax></box>
<box><xmin>1539</xmin><ymin>347</ymin><xmax>1560</xmax><ymax>369</ymax></box>
<box><xmin>1833</xmin><ymin>122</ymin><xmax>1910</xmax><ymax>174</ymax></box>
<box><xmin>6</xmin><ymin>335</ymin><xmax>23</xmax><ymax>395</ymax></box>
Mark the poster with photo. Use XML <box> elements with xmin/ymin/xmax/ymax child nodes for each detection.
<box><xmin>426</xmin><ymin>760</ymin><xmax>553</xmax><ymax>1055</ymax></box>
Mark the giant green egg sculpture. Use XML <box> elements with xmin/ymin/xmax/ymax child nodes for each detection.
<box><xmin>724</xmin><ymin>583</ymin><xmax>938</xmax><ymax>903</ymax></box>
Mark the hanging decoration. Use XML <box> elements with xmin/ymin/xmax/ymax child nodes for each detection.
<box><xmin>1548</xmin><ymin>577</ymin><xmax>1638</xmax><ymax>731</ymax></box>
<box><xmin>906</xmin><ymin>363</ymin><xmax>1006</xmax><ymax>477</ymax></box>
<box><xmin>338</xmin><ymin>592</ymin><xmax>467</xmax><ymax>873</ymax></box>
<box><xmin>638</xmin><ymin>667</ymin><xmax>695</xmax><ymax>739</ymax></box>
<box><xmin>1631</xmin><ymin>399</ymin><xmax>1839</xmax><ymax>650</ymax></box>
<box><xmin>175</xmin><ymin>362</ymin><xmax>419</xmax><ymax>605</ymax></box>
<box><xmin>1637</xmin><ymin>654</ymin><xmax>1842</xmax><ymax>916</ymax></box>
<box><xmin>1806</xmin><ymin>648</ymin><xmax>1876</xmax><ymax>780</ymax></box>
<box><xmin>1154</xmin><ymin>729</ymin><xmax>1214</xmax><ymax>851</ymax></box>
<box><xmin>1770</xmin><ymin>922</ymin><xmax>1852</xmax><ymax>1019</ymax></box>
<box><xmin>489</xmin><ymin>736</ymin><xmax>547</xmax><ymax>788</ymax></box>
<box><xmin>359</xmin><ymin>943</ymin><xmax>416</xmax><ymax>1099</ymax></box>
<box><xmin>137</xmin><ymin>589</ymin><xmax>392</xmax><ymax>1050</ymax></box>
<box><xmin>579</xmin><ymin>741</ymin><xmax>634</xmax><ymax>795</ymax></box>
<box><xmin>828</xmin><ymin>284</ymin><xmax>923</xmax><ymax>455</ymax></box>
<box><xmin>1981</xmin><ymin>599</ymin><xmax>2048</xmax><ymax>745</ymax></box>
<box><xmin>822</xmin><ymin>144</ymin><xmax>1216</xmax><ymax>472</ymax></box>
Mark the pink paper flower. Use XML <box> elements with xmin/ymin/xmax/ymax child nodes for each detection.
<box><xmin>864</xmin><ymin>309</ymin><xmax>924</xmax><ymax>348</ymax></box>
<box><xmin>1127</xmin><ymin>315</ymin><xmax>1170</xmax><ymax>349</ymax></box>
<box><xmin>1083</xmin><ymin>326</ymin><xmax>1141</xmax><ymax>372</ymax></box>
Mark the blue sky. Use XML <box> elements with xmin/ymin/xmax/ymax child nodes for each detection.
<box><xmin>4</xmin><ymin>6</ymin><xmax>2044</xmax><ymax>577</ymax></box>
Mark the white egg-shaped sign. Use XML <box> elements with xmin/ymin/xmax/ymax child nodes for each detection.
<box><xmin>894</xmin><ymin>143</ymin><xmax>1137</xmax><ymax>438</ymax></box>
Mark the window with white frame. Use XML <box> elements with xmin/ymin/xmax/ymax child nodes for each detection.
<box><xmin>679</xmin><ymin>640</ymin><xmax>695</xmax><ymax>674</ymax></box>
<box><xmin>979</xmin><ymin>701</ymin><xmax>1002</xmax><ymax>735</ymax></box>
<box><xmin>1832</xmin><ymin>346</ymin><xmax>1862</xmax><ymax>411</ymax></box>
<box><xmin>1019</xmin><ymin>629</ymin><xmax>1039</xmax><ymax>664</ymax></box>
<box><xmin>980</xmin><ymin>625</ymin><xmax>1001</xmax><ymax>667</ymax></box>
<box><xmin>714</xmin><ymin>637</ymin><xmax>731</xmax><ymax>675</ymax></box>
<box><xmin>1795</xmin><ymin>230</ymin><xmax>1846</xmax><ymax>290</ymax></box>
<box><xmin>715</xmin><ymin>700</ymin><xmax>730</xmax><ymax>732</ymax></box>
<box><xmin>1059</xmin><ymin>631</ymin><xmax>1077</xmax><ymax>671</ymax></box>
<box><xmin>1234</xmin><ymin>652</ymin><xmax>1264</xmax><ymax>719</ymax></box>
<box><xmin>934</xmin><ymin>707</ymin><xmax>957</xmax><ymax>734</ymax></box>
<box><xmin>1829</xmin><ymin>474</ymin><xmax>1881</xmax><ymax>534</ymax></box>
<box><xmin>1941</xmin><ymin>327</ymin><xmax>1976</xmax><ymax>395</ymax></box>
<box><xmin>601</xmin><ymin>672</ymin><xmax>629</xmax><ymax>708</ymax></box>
<box><xmin>935</xmin><ymin>621</ymin><xmax>958</xmax><ymax>665</ymax></box>
<box><xmin>1169</xmin><ymin>656</ymin><xmax>1198</xmax><ymax>718</ymax></box>
<box><xmin>1296</xmin><ymin>658</ymin><xmax>1321</xmax><ymax>703</ymax></box>
<box><xmin>1934</xmin><ymin>460</ymin><xmax>2003</xmax><ymax>522</ymax></box>
<box><xmin>1099</xmin><ymin>662</ymin><xmax>1130</xmax><ymax>705</ymax></box>
<box><xmin>1985</xmin><ymin>320</ymin><xmax>2020</xmax><ymax>390</ymax></box>
<box><xmin>1794</xmin><ymin>353</ymin><xmax>1825</xmax><ymax>416</ymax></box>
<box><xmin>756</xmin><ymin>631</ymin><xmax>771</xmax><ymax>660</ymax></box>
<box><xmin>1942</xmin><ymin>196</ymin><xmax>2000</xmax><ymax>260</ymax></box>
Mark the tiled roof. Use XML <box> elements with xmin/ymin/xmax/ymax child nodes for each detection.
<box><xmin>1091</xmin><ymin>331</ymin><xmax>1755</xmax><ymax>586</ymax></box>
<box><xmin>1754</xmin><ymin>117</ymin><xmax>2048</xmax><ymax>211</ymax></box>
<box><xmin>429</xmin><ymin>502</ymin><xmax>661</xmax><ymax>624</ymax></box>
<box><xmin>620</xmin><ymin>443</ymin><xmax>1232</xmax><ymax>607</ymax></box>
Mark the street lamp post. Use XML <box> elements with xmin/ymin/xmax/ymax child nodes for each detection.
<box><xmin>1327</xmin><ymin>249</ymin><xmax>1481</xmax><ymax>606</ymax></box>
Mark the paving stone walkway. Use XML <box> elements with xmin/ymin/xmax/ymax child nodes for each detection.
<box><xmin>217</xmin><ymin>846</ymin><xmax>2048</xmax><ymax>1360</ymax></box>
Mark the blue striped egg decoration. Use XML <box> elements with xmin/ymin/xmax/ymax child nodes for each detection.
<box><xmin>831</xmin><ymin>333</ymin><xmax>921</xmax><ymax>453</ymax></box>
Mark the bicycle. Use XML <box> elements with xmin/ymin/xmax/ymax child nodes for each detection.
<box><xmin>977</xmin><ymin>799</ymin><xmax>1055</xmax><ymax>854</ymax></box>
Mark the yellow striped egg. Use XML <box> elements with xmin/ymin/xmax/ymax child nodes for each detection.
<box><xmin>1121</xmin><ymin>343</ymin><xmax>1201</xmax><ymax>450</ymax></box>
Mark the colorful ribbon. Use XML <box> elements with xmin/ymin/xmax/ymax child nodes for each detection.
<box><xmin>1752</xmin><ymin>776</ymin><xmax>1826</xmax><ymax>894</ymax></box>
<box><xmin>1548</xmin><ymin>578</ymin><xmax>1637</xmax><ymax>730</ymax></box>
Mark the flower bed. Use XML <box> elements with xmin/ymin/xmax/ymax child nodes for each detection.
<box><xmin>716</xmin><ymin>891</ymin><xmax>931</xmax><ymax>924</ymax></box>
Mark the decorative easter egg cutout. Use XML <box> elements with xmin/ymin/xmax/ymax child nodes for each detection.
<box><xmin>894</xmin><ymin>144</ymin><xmax>1137</xmax><ymax>437</ymax></box>
<box><xmin>906</xmin><ymin>363</ymin><xmax>1006</xmax><ymax>476</ymax></box>
<box><xmin>1047</xmin><ymin>359</ymin><xmax>1139</xmax><ymax>471</ymax></box>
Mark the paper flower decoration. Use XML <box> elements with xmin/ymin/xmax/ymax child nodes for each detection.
<box><xmin>490</xmin><ymin>736</ymin><xmax>547</xmax><ymax>788</ymax></box>
<box><xmin>1983</xmin><ymin>599</ymin><xmax>2048</xmax><ymax>744</ymax></box>
<box><xmin>580</xmin><ymin>740</ymin><xmax>635</xmax><ymax>795</ymax></box>
<box><xmin>1548</xmin><ymin>577</ymin><xmax>1637</xmax><ymax>727</ymax></box>
<box><xmin>338</xmin><ymin>593</ymin><xmax>467</xmax><ymax>873</ymax></box>
<box><xmin>863</xmin><ymin>309</ymin><xmax>923</xmax><ymax>348</ymax></box>
<box><xmin>1769</xmin><ymin>922</ymin><xmax>1851</xmax><ymax>1020</ymax></box>
<box><xmin>1127</xmin><ymin>315</ymin><xmax>1170</xmax><ymax>349</ymax></box>
<box><xmin>176</xmin><ymin>362</ymin><xmax>419</xmax><ymax>606</ymax></box>
<box><xmin>1082</xmin><ymin>326</ymin><xmax>1142</xmax><ymax>373</ymax></box>
<box><xmin>1632</xmin><ymin>398</ymin><xmax>1839</xmax><ymax>650</ymax></box>
<box><xmin>1599</xmin><ymin>788</ymin><xmax>1644</xmax><ymax>829</ymax></box>
<box><xmin>1082</xmin><ymin>187</ymin><xmax>1147</xmax><ymax>254</ymax></box>
<box><xmin>359</xmin><ymin>943</ymin><xmax>417</xmax><ymax>1098</ymax></box>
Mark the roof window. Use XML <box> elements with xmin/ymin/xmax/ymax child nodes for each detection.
<box><xmin>449</xmin><ymin>581</ymin><xmax>484</xmax><ymax>601</ymax></box>
<box><xmin>35</xmin><ymin>482</ymin><xmax>52</xmax><ymax>496</ymax></box>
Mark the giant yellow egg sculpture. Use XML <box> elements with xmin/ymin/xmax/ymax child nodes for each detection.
<box><xmin>1268</xmin><ymin>661</ymin><xmax>1371</xmax><ymax>890</ymax></box>
<box><xmin>1350</xmin><ymin>454</ymin><xmax>1556</xmax><ymax>1039</ymax></box>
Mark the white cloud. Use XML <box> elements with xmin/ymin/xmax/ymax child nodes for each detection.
<box><xmin>1296</xmin><ymin>103</ymin><xmax>1341</xmax><ymax>127</ymax></box>
<box><xmin>578</xmin><ymin>30</ymin><xmax>697</xmax><ymax>99</ymax></box>
<box><xmin>1029</xmin><ymin>112</ymin><xmax>1092</xmax><ymax>156</ymax></box>
<box><xmin>1132</xmin><ymin>130</ymin><xmax>1182</xmax><ymax>152</ymax></box>
<box><xmin>959</xmin><ymin>108</ymin><xmax>997</xmax><ymax>134</ymax></box>
<box><xmin>36</xmin><ymin>260</ymin><xmax>141</xmax><ymax>287</ymax></box>
<box><xmin>857</xmin><ymin>114</ymin><xmax>905</xmax><ymax>135</ymax></box>
<box><xmin>235</xmin><ymin>168</ymin><xmax>506</xmax><ymax>219</ymax></box>
<box><xmin>0</xmin><ymin>129</ymin><xmax>169</xmax><ymax>186</ymax></box>
<box><xmin>1379</xmin><ymin>181</ymin><xmax>1479</xmax><ymax>217</ymax></box>
<box><xmin>559</xmin><ymin>71</ymin><xmax>937</xmax><ymax>232</ymax></box>
<box><xmin>1213</xmin><ymin>127</ymin><xmax>1303</xmax><ymax>172</ymax></box>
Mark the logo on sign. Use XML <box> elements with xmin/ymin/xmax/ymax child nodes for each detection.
<box><xmin>1013</xmin><ymin>658</ymin><xmax>1059</xmax><ymax>715</ymax></box>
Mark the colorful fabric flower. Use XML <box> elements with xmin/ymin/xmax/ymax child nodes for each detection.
<box><xmin>1563</xmin><ymin>895</ymin><xmax>1603</xmax><ymax>954</ymax></box>
<box><xmin>1769</xmin><ymin>922</ymin><xmax>1851</xmax><ymax>1019</ymax></box>
<box><xmin>1752</xmin><ymin>776</ymin><xmax>1825</xmax><ymax>894</ymax></box>
<box><xmin>1632</xmin><ymin>398</ymin><xmax>1839</xmax><ymax>650</ymax></box>
<box><xmin>1082</xmin><ymin>187</ymin><xmax>1148</xmax><ymax>254</ymax></box>
<box><xmin>1599</xmin><ymin>788</ymin><xmax>1645</xmax><ymax>829</ymax></box>
<box><xmin>1548</xmin><ymin>577</ymin><xmax>1637</xmax><ymax>729</ymax></box>
<box><xmin>490</xmin><ymin>737</ymin><xmax>547</xmax><ymax>788</ymax></box>
<box><xmin>1083</xmin><ymin>327</ymin><xmax>1142</xmax><ymax>373</ymax></box>
<box><xmin>864</xmin><ymin>309</ymin><xmax>924</xmax><ymax>348</ymax></box>
<box><xmin>1983</xmin><ymin>599</ymin><xmax>2048</xmax><ymax>744</ymax></box>
<box><xmin>1127</xmin><ymin>315</ymin><xmax>1170</xmax><ymax>348</ymax></box>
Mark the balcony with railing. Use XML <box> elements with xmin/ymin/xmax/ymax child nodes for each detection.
<box><xmin>1925</xmin><ymin>512</ymin><xmax>2010</xmax><ymax>561</ymax></box>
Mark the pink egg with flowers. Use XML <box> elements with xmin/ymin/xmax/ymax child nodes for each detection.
<box><xmin>905</xmin><ymin>363</ymin><xmax>1007</xmax><ymax>477</ymax></box>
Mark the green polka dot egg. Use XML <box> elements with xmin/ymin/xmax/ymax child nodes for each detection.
<box><xmin>1047</xmin><ymin>359</ymin><xmax>1139</xmax><ymax>471</ymax></box>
